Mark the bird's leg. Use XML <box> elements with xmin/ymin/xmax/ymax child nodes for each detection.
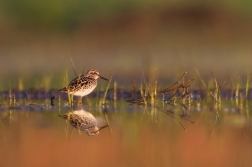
<box><xmin>77</xmin><ymin>97</ymin><xmax>83</xmax><ymax>107</ymax></box>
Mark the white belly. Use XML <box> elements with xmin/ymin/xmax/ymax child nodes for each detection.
<box><xmin>73</xmin><ymin>86</ymin><xmax>96</xmax><ymax>97</ymax></box>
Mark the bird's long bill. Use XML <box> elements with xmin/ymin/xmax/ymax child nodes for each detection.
<box><xmin>99</xmin><ymin>75</ymin><xmax>108</xmax><ymax>81</ymax></box>
<box><xmin>98</xmin><ymin>125</ymin><xmax>109</xmax><ymax>131</ymax></box>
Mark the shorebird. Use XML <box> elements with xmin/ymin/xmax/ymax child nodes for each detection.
<box><xmin>59</xmin><ymin>109</ymin><xmax>108</xmax><ymax>136</ymax></box>
<box><xmin>59</xmin><ymin>69</ymin><xmax>108</xmax><ymax>106</ymax></box>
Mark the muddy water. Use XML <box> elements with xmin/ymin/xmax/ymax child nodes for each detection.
<box><xmin>0</xmin><ymin>101</ymin><xmax>252</xmax><ymax>167</ymax></box>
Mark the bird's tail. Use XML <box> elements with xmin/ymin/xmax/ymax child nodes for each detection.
<box><xmin>58</xmin><ymin>87</ymin><xmax>67</xmax><ymax>92</ymax></box>
<box><xmin>58</xmin><ymin>114</ymin><xmax>68</xmax><ymax>119</ymax></box>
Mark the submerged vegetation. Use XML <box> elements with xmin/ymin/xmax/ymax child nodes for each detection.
<box><xmin>0</xmin><ymin>67</ymin><xmax>251</xmax><ymax>131</ymax></box>
<box><xmin>0</xmin><ymin>69</ymin><xmax>251</xmax><ymax>110</ymax></box>
<box><xmin>127</xmin><ymin>72</ymin><xmax>193</xmax><ymax>107</ymax></box>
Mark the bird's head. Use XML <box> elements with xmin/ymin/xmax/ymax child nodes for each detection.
<box><xmin>86</xmin><ymin>69</ymin><xmax>108</xmax><ymax>80</ymax></box>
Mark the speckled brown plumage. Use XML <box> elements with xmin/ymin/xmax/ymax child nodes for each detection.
<box><xmin>59</xmin><ymin>69</ymin><xmax>107</xmax><ymax>97</ymax></box>
<box><xmin>59</xmin><ymin>110</ymin><xmax>108</xmax><ymax>136</ymax></box>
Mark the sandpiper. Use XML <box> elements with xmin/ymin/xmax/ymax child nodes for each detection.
<box><xmin>59</xmin><ymin>69</ymin><xmax>108</xmax><ymax>106</ymax></box>
<box><xmin>59</xmin><ymin>109</ymin><xmax>108</xmax><ymax>136</ymax></box>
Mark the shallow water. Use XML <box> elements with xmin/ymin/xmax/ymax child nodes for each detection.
<box><xmin>1</xmin><ymin>98</ymin><xmax>252</xmax><ymax>167</ymax></box>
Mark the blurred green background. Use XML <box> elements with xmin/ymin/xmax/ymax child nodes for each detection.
<box><xmin>1</xmin><ymin>2</ymin><xmax>252</xmax><ymax>167</ymax></box>
<box><xmin>0</xmin><ymin>0</ymin><xmax>252</xmax><ymax>89</ymax></box>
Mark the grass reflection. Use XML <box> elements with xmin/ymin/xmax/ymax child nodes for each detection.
<box><xmin>0</xmin><ymin>99</ymin><xmax>252</xmax><ymax>167</ymax></box>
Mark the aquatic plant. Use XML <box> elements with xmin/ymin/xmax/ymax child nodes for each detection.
<box><xmin>127</xmin><ymin>71</ymin><xmax>193</xmax><ymax>109</ymax></box>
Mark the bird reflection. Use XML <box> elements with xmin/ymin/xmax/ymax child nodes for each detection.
<box><xmin>59</xmin><ymin>109</ymin><xmax>108</xmax><ymax>136</ymax></box>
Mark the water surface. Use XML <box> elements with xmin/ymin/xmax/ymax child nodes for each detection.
<box><xmin>1</xmin><ymin>99</ymin><xmax>251</xmax><ymax>167</ymax></box>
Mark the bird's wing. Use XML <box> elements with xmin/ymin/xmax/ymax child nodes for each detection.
<box><xmin>62</xmin><ymin>75</ymin><xmax>88</xmax><ymax>92</ymax></box>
